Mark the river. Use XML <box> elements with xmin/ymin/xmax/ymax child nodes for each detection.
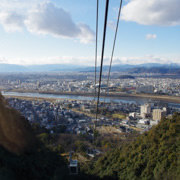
<box><xmin>2</xmin><ymin>91</ymin><xmax>180</xmax><ymax>109</ymax></box>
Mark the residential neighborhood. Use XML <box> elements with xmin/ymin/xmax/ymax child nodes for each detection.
<box><xmin>6</xmin><ymin>96</ymin><xmax>179</xmax><ymax>138</ymax></box>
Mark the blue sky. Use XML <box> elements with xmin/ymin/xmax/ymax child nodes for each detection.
<box><xmin>0</xmin><ymin>0</ymin><xmax>179</xmax><ymax>66</ymax></box>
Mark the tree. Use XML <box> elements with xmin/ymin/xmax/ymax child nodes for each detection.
<box><xmin>38</xmin><ymin>133</ymin><xmax>49</xmax><ymax>145</ymax></box>
<box><xmin>75</xmin><ymin>141</ymin><xmax>86</xmax><ymax>152</ymax></box>
<box><xmin>84</xmin><ymin>113</ymin><xmax>180</xmax><ymax>180</ymax></box>
<box><xmin>54</xmin><ymin>145</ymin><xmax>65</xmax><ymax>154</ymax></box>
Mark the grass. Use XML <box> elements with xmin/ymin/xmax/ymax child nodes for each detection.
<box><xmin>112</xmin><ymin>113</ymin><xmax>126</xmax><ymax>119</ymax></box>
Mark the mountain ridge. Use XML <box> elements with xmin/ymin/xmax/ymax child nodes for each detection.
<box><xmin>0</xmin><ymin>63</ymin><xmax>180</xmax><ymax>73</ymax></box>
<box><xmin>128</xmin><ymin>66</ymin><xmax>180</xmax><ymax>74</ymax></box>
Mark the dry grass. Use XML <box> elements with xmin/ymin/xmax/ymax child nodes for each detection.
<box><xmin>97</xmin><ymin>125</ymin><xmax>123</xmax><ymax>141</ymax></box>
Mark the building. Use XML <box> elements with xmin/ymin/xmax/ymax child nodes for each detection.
<box><xmin>37</xmin><ymin>81</ymin><xmax>40</xmax><ymax>88</ymax></box>
<box><xmin>136</xmin><ymin>85</ymin><xmax>154</xmax><ymax>94</ymax></box>
<box><xmin>150</xmin><ymin>120</ymin><xmax>159</xmax><ymax>126</ymax></box>
<box><xmin>140</xmin><ymin>103</ymin><xmax>151</xmax><ymax>118</ymax></box>
<box><xmin>138</xmin><ymin>118</ymin><xmax>150</xmax><ymax>125</ymax></box>
<box><xmin>129</xmin><ymin>112</ymin><xmax>137</xmax><ymax>118</ymax></box>
<box><xmin>152</xmin><ymin>109</ymin><xmax>166</xmax><ymax>121</ymax></box>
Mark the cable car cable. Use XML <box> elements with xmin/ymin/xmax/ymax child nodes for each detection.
<box><xmin>95</xmin><ymin>0</ymin><xmax>109</xmax><ymax>121</ymax></box>
<box><xmin>94</xmin><ymin>0</ymin><xmax>99</xmax><ymax>101</ymax></box>
<box><xmin>103</xmin><ymin>0</ymin><xmax>123</xmax><ymax>104</ymax></box>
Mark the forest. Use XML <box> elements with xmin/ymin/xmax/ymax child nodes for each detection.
<box><xmin>84</xmin><ymin>113</ymin><xmax>180</xmax><ymax>180</ymax></box>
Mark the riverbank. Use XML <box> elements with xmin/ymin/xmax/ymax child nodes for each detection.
<box><xmin>3</xmin><ymin>95</ymin><xmax>58</xmax><ymax>102</ymax></box>
<box><xmin>5</xmin><ymin>89</ymin><xmax>180</xmax><ymax>103</ymax></box>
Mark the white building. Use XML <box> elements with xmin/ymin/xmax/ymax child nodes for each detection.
<box><xmin>152</xmin><ymin>109</ymin><xmax>166</xmax><ymax>121</ymax></box>
<box><xmin>150</xmin><ymin>120</ymin><xmax>159</xmax><ymax>126</ymax></box>
<box><xmin>129</xmin><ymin>112</ymin><xmax>137</xmax><ymax>118</ymax></box>
<box><xmin>138</xmin><ymin>118</ymin><xmax>150</xmax><ymax>124</ymax></box>
<box><xmin>140</xmin><ymin>103</ymin><xmax>151</xmax><ymax>118</ymax></box>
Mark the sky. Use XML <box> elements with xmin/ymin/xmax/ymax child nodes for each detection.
<box><xmin>0</xmin><ymin>0</ymin><xmax>180</xmax><ymax>66</ymax></box>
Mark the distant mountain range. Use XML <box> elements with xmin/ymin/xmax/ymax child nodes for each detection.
<box><xmin>128</xmin><ymin>67</ymin><xmax>180</xmax><ymax>74</ymax></box>
<box><xmin>0</xmin><ymin>63</ymin><xmax>180</xmax><ymax>74</ymax></box>
<box><xmin>0</xmin><ymin>64</ymin><xmax>83</xmax><ymax>72</ymax></box>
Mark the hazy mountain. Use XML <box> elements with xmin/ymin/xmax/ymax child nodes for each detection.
<box><xmin>0</xmin><ymin>63</ymin><xmax>88</xmax><ymax>72</ymax></box>
<box><xmin>0</xmin><ymin>63</ymin><xmax>179</xmax><ymax>72</ymax></box>
<box><xmin>0</xmin><ymin>64</ymin><xmax>28</xmax><ymax>72</ymax></box>
<box><xmin>28</xmin><ymin>64</ymin><xmax>85</xmax><ymax>71</ymax></box>
<box><xmin>128</xmin><ymin>67</ymin><xmax>180</xmax><ymax>74</ymax></box>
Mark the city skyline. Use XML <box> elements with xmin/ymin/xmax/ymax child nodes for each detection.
<box><xmin>0</xmin><ymin>0</ymin><xmax>180</xmax><ymax>65</ymax></box>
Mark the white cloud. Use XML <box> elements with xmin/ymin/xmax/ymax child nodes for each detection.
<box><xmin>146</xmin><ymin>34</ymin><xmax>157</xmax><ymax>40</ymax></box>
<box><xmin>0</xmin><ymin>56</ymin><xmax>8</xmax><ymax>63</ymax></box>
<box><xmin>78</xmin><ymin>24</ymin><xmax>95</xmax><ymax>44</ymax></box>
<box><xmin>121</xmin><ymin>0</ymin><xmax>180</xmax><ymax>26</ymax></box>
<box><xmin>3</xmin><ymin>56</ymin><xmax>96</xmax><ymax>66</ymax></box>
<box><xmin>25</xmin><ymin>2</ymin><xmax>81</xmax><ymax>38</ymax></box>
<box><xmin>0</xmin><ymin>11</ymin><xmax>24</xmax><ymax>32</ymax></box>
<box><xmin>111</xmin><ymin>55</ymin><xmax>180</xmax><ymax>65</ymax></box>
<box><xmin>0</xmin><ymin>0</ymin><xmax>45</xmax><ymax>10</ymax></box>
<box><xmin>0</xmin><ymin>1</ymin><xmax>94</xmax><ymax>43</ymax></box>
<box><xmin>1</xmin><ymin>55</ymin><xmax>180</xmax><ymax>66</ymax></box>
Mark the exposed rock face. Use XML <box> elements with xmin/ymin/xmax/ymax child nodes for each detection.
<box><xmin>0</xmin><ymin>94</ymin><xmax>37</xmax><ymax>154</ymax></box>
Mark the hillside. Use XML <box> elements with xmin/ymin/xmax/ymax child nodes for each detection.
<box><xmin>119</xmin><ymin>75</ymin><xmax>135</xmax><ymax>79</ymax></box>
<box><xmin>84</xmin><ymin>113</ymin><xmax>180</xmax><ymax>180</ymax></box>
<box><xmin>0</xmin><ymin>93</ymin><xmax>69</xmax><ymax>179</ymax></box>
<box><xmin>0</xmin><ymin>94</ymin><xmax>37</xmax><ymax>154</ymax></box>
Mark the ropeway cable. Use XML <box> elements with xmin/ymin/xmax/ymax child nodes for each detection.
<box><xmin>103</xmin><ymin>0</ymin><xmax>123</xmax><ymax>105</ymax></box>
<box><xmin>95</xmin><ymin>0</ymin><xmax>109</xmax><ymax>121</ymax></box>
<box><xmin>94</xmin><ymin>0</ymin><xmax>99</xmax><ymax>101</ymax></box>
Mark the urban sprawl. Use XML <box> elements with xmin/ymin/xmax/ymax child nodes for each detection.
<box><xmin>0</xmin><ymin>72</ymin><xmax>180</xmax><ymax>96</ymax></box>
